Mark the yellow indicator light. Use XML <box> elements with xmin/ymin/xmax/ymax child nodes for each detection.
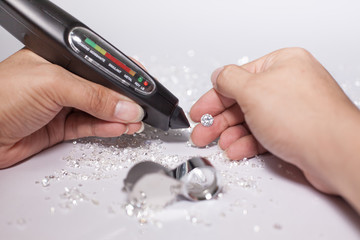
<box><xmin>94</xmin><ymin>45</ymin><xmax>107</xmax><ymax>55</ymax></box>
<box><xmin>129</xmin><ymin>70</ymin><xmax>136</xmax><ymax>76</ymax></box>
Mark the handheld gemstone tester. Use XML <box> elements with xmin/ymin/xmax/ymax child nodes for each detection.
<box><xmin>0</xmin><ymin>1</ymin><xmax>221</xmax><ymax>203</ymax></box>
<box><xmin>0</xmin><ymin>0</ymin><xmax>190</xmax><ymax>131</ymax></box>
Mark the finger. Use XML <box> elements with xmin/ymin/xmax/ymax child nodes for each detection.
<box><xmin>64</xmin><ymin>112</ymin><xmax>143</xmax><ymax>139</ymax></box>
<box><xmin>218</xmin><ymin>124</ymin><xmax>250</xmax><ymax>150</ymax></box>
<box><xmin>190</xmin><ymin>104</ymin><xmax>245</xmax><ymax>147</ymax></box>
<box><xmin>51</xmin><ymin>67</ymin><xmax>144</xmax><ymax>123</ymax></box>
<box><xmin>210</xmin><ymin>51</ymin><xmax>278</xmax><ymax>100</ymax></box>
<box><xmin>190</xmin><ymin>88</ymin><xmax>236</xmax><ymax>122</ymax></box>
<box><xmin>211</xmin><ymin>64</ymin><xmax>254</xmax><ymax>100</ymax></box>
<box><xmin>126</xmin><ymin>121</ymin><xmax>145</xmax><ymax>135</ymax></box>
<box><xmin>225</xmin><ymin>135</ymin><xmax>267</xmax><ymax>160</ymax></box>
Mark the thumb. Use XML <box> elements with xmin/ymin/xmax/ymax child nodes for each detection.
<box><xmin>54</xmin><ymin>69</ymin><xmax>144</xmax><ymax>123</ymax></box>
<box><xmin>211</xmin><ymin>64</ymin><xmax>253</xmax><ymax>100</ymax></box>
<box><xmin>211</xmin><ymin>51</ymin><xmax>273</xmax><ymax>100</ymax></box>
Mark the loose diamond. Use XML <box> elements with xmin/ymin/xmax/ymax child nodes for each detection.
<box><xmin>41</xmin><ymin>177</ymin><xmax>50</xmax><ymax>187</ymax></box>
<box><xmin>200</xmin><ymin>114</ymin><xmax>214</xmax><ymax>127</ymax></box>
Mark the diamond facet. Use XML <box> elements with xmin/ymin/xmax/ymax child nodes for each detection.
<box><xmin>200</xmin><ymin>114</ymin><xmax>214</xmax><ymax>127</ymax></box>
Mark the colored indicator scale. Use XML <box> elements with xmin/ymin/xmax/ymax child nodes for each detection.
<box><xmin>85</xmin><ymin>38</ymin><xmax>136</xmax><ymax>77</ymax></box>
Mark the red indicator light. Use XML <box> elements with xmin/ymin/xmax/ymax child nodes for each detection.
<box><xmin>144</xmin><ymin>81</ymin><xmax>149</xmax><ymax>86</ymax></box>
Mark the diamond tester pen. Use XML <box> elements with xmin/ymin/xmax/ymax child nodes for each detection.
<box><xmin>0</xmin><ymin>0</ymin><xmax>190</xmax><ymax>131</ymax></box>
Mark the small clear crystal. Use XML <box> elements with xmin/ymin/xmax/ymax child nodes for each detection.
<box><xmin>50</xmin><ymin>207</ymin><xmax>55</xmax><ymax>214</ymax></box>
<box><xmin>200</xmin><ymin>114</ymin><xmax>214</xmax><ymax>127</ymax></box>
<box><xmin>125</xmin><ymin>204</ymin><xmax>135</xmax><ymax>216</ymax></box>
<box><xmin>205</xmin><ymin>193</ymin><xmax>212</xmax><ymax>200</ymax></box>
<box><xmin>41</xmin><ymin>177</ymin><xmax>50</xmax><ymax>187</ymax></box>
<box><xmin>191</xmin><ymin>217</ymin><xmax>198</xmax><ymax>224</ymax></box>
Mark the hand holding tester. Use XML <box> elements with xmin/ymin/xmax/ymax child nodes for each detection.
<box><xmin>0</xmin><ymin>0</ymin><xmax>190</xmax><ymax>131</ymax></box>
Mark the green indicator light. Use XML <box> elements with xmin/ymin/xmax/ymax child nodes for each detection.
<box><xmin>138</xmin><ymin>76</ymin><xmax>144</xmax><ymax>82</ymax></box>
<box><xmin>85</xmin><ymin>38</ymin><xmax>96</xmax><ymax>48</ymax></box>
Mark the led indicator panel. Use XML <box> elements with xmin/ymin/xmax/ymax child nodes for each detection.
<box><xmin>85</xmin><ymin>38</ymin><xmax>136</xmax><ymax>77</ymax></box>
<box><xmin>68</xmin><ymin>27</ymin><xmax>155</xmax><ymax>95</ymax></box>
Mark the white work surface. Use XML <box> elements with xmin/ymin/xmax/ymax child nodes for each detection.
<box><xmin>1</xmin><ymin>0</ymin><xmax>360</xmax><ymax>239</ymax></box>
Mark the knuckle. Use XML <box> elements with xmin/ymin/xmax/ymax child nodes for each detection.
<box><xmin>18</xmin><ymin>48</ymin><xmax>33</xmax><ymax>58</ymax></box>
<box><xmin>280</xmin><ymin>47</ymin><xmax>317</xmax><ymax>70</ymax></box>
<box><xmin>48</xmin><ymin>64</ymin><xmax>65</xmax><ymax>78</ymax></box>
<box><xmin>22</xmin><ymin>63</ymin><xmax>65</xmax><ymax>99</ymax></box>
<box><xmin>17</xmin><ymin>48</ymin><xmax>37</xmax><ymax>59</ymax></box>
<box><xmin>34</xmin><ymin>64</ymin><xmax>73</xmax><ymax>106</ymax></box>
<box><xmin>222</xmin><ymin>64</ymin><xmax>238</xmax><ymax>77</ymax></box>
<box><xmin>38</xmin><ymin>64</ymin><xmax>65</xmax><ymax>85</ymax></box>
<box><xmin>17</xmin><ymin>48</ymin><xmax>49</xmax><ymax>64</ymax></box>
<box><xmin>283</xmin><ymin>47</ymin><xmax>312</xmax><ymax>58</ymax></box>
<box><xmin>217</xmin><ymin>65</ymin><xmax>238</xmax><ymax>85</ymax></box>
<box><xmin>293</xmin><ymin>47</ymin><xmax>311</xmax><ymax>57</ymax></box>
<box><xmin>87</xmin><ymin>85</ymin><xmax>109</xmax><ymax>113</ymax></box>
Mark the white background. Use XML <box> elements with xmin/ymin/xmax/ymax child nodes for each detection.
<box><xmin>1</xmin><ymin>0</ymin><xmax>360</xmax><ymax>239</ymax></box>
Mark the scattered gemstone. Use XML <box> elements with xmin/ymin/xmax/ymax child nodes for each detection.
<box><xmin>33</xmin><ymin>58</ymin><xmax>289</xmax><ymax>230</ymax></box>
<box><xmin>41</xmin><ymin>177</ymin><xmax>50</xmax><ymax>187</ymax></box>
<box><xmin>50</xmin><ymin>207</ymin><xmax>55</xmax><ymax>214</ymax></box>
<box><xmin>201</xmin><ymin>114</ymin><xmax>214</xmax><ymax>127</ymax></box>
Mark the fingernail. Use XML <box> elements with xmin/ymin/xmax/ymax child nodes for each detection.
<box><xmin>115</xmin><ymin>101</ymin><xmax>144</xmax><ymax>122</ymax></box>
<box><xmin>211</xmin><ymin>67</ymin><xmax>224</xmax><ymax>88</ymax></box>
<box><xmin>136</xmin><ymin>122</ymin><xmax>145</xmax><ymax>133</ymax></box>
<box><xmin>222</xmin><ymin>150</ymin><xmax>230</xmax><ymax>160</ymax></box>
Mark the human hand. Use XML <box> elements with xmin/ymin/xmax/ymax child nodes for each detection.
<box><xmin>190</xmin><ymin>48</ymin><xmax>360</xmax><ymax>212</ymax></box>
<box><xmin>0</xmin><ymin>49</ymin><xmax>144</xmax><ymax>168</ymax></box>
